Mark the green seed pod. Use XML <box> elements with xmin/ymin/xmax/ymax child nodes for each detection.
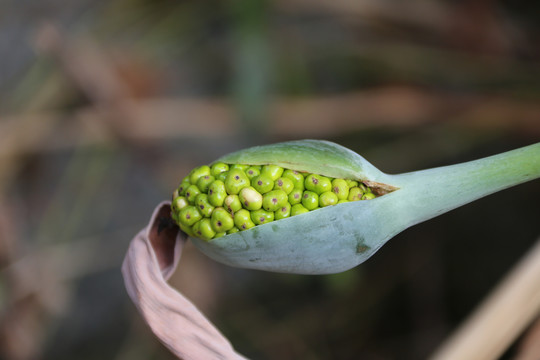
<box><xmin>239</xmin><ymin>186</ymin><xmax>263</xmax><ymax>211</ymax></box>
<box><xmin>274</xmin><ymin>203</ymin><xmax>291</xmax><ymax>220</ymax></box>
<box><xmin>301</xmin><ymin>190</ymin><xmax>319</xmax><ymax>210</ymax></box>
<box><xmin>216</xmin><ymin>171</ymin><xmax>228</xmax><ymax>182</ymax></box>
<box><xmin>262</xmin><ymin>190</ymin><xmax>288</xmax><ymax>212</ymax></box>
<box><xmin>177</xmin><ymin>176</ymin><xmax>191</xmax><ymax>196</ymax></box>
<box><xmin>251</xmin><ymin>209</ymin><xmax>274</xmax><ymax>225</ymax></box>
<box><xmin>224</xmin><ymin>194</ymin><xmax>242</xmax><ymax>214</ymax></box>
<box><xmin>172</xmin><ymin>196</ymin><xmax>189</xmax><ymax>212</ymax></box>
<box><xmin>225</xmin><ymin>169</ymin><xmax>250</xmax><ymax>195</ymax></box>
<box><xmin>245</xmin><ymin>166</ymin><xmax>261</xmax><ymax>180</ymax></box>
<box><xmin>282</xmin><ymin>169</ymin><xmax>305</xmax><ymax>189</ymax></box>
<box><xmin>178</xmin><ymin>205</ymin><xmax>202</xmax><ymax>226</ymax></box>
<box><xmin>274</xmin><ymin>177</ymin><xmax>294</xmax><ymax>194</ymax></box>
<box><xmin>331</xmin><ymin>178</ymin><xmax>350</xmax><ymax>200</ymax></box>
<box><xmin>234</xmin><ymin>209</ymin><xmax>256</xmax><ymax>231</ymax></box>
<box><xmin>251</xmin><ymin>174</ymin><xmax>274</xmax><ymax>194</ymax></box>
<box><xmin>261</xmin><ymin>165</ymin><xmax>284</xmax><ymax>181</ymax></box>
<box><xmin>362</xmin><ymin>192</ymin><xmax>376</xmax><ymax>200</ymax></box>
<box><xmin>288</xmin><ymin>188</ymin><xmax>303</xmax><ymax>205</ymax></box>
<box><xmin>290</xmin><ymin>203</ymin><xmax>309</xmax><ymax>216</ymax></box>
<box><xmin>196</xmin><ymin>175</ymin><xmax>215</xmax><ymax>193</ymax></box>
<box><xmin>208</xmin><ymin>180</ymin><xmax>227</xmax><ymax>207</ymax></box>
<box><xmin>184</xmin><ymin>185</ymin><xmax>201</xmax><ymax>204</ymax></box>
<box><xmin>319</xmin><ymin>191</ymin><xmax>338</xmax><ymax>207</ymax></box>
<box><xmin>189</xmin><ymin>165</ymin><xmax>211</xmax><ymax>185</ymax></box>
<box><xmin>305</xmin><ymin>174</ymin><xmax>332</xmax><ymax>194</ymax></box>
<box><xmin>211</xmin><ymin>207</ymin><xmax>235</xmax><ymax>232</ymax></box>
<box><xmin>195</xmin><ymin>218</ymin><xmax>216</xmax><ymax>241</ymax></box>
<box><xmin>348</xmin><ymin>187</ymin><xmax>364</xmax><ymax>201</ymax></box>
<box><xmin>211</xmin><ymin>162</ymin><xmax>229</xmax><ymax>176</ymax></box>
<box><xmin>195</xmin><ymin>194</ymin><xmax>214</xmax><ymax>217</ymax></box>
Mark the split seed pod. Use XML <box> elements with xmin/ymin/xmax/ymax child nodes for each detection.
<box><xmin>188</xmin><ymin>140</ymin><xmax>540</xmax><ymax>274</ymax></box>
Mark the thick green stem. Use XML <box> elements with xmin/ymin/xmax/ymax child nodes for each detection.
<box><xmin>388</xmin><ymin>142</ymin><xmax>540</xmax><ymax>227</ymax></box>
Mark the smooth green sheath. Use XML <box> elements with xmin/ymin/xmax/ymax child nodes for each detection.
<box><xmin>191</xmin><ymin>140</ymin><xmax>540</xmax><ymax>274</ymax></box>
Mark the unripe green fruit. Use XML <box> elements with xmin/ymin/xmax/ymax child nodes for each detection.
<box><xmin>177</xmin><ymin>176</ymin><xmax>191</xmax><ymax>196</ymax></box>
<box><xmin>337</xmin><ymin>199</ymin><xmax>349</xmax><ymax>204</ymax></box>
<box><xmin>172</xmin><ymin>196</ymin><xmax>189</xmax><ymax>212</ymax></box>
<box><xmin>348</xmin><ymin>187</ymin><xmax>364</xmax><ymax>201</ymax></box>
<box><xmin>261</xmin><ymin>165</ymin><xmax>284</xmax><ymax>181</ymax></box>
<box><xmin>197</xmin><ymin>175</ymin><xmax>215</xmax><ymax>193</ymax></box>
<box><xmin>224</xmin><ymin>194</ymin><xmax>242</xmax><ymax>214</ymax></box>
<box><xmin>230</xmin><ymin>164</ymin><xmax>250</xmax><ymax>171</ymax></box>
<box><xmin>251</xmin><ymin>209</ymin><xmax>274</xmax><ymax>225</ymax></box>
<box><xmin>211</xmin><ymin>207</ymin><xmax>234</xmax><ymax>232</ymax></box>
<box><xmin>331</xmin><ymin>178</ymin><xmax>349</xmax><ymax>200</ymax></box>
<box><xmin>234</xmin><ymin>209</ymin><xmax>256</xmax><ymax>231</ymax></box>
<box><xmin>251</xmin><ymin>174</ymin><xmax>274</xmax><ymax>194</ymax></box>
<box><xmin>245</xmin><ymin>166</ymin><xmax>260</xmax><ymax>179</ymax></box>
<box><xmin>362</xmin><ymin>192</ymin><xmax>376</xmax><ymax>200</ymax></box>
<box><xmin>262</xmin><ymin>190</ymin><xmax>288</xmax><ymax>212</ymax></box>
<box><xmin>239</xmin><ymin>187</ymin><xmax>263</xmax><ymax>211</ymax></box>
<box><xmin>274</xmin><ymin>203</ymin><xmax>291</xmax><ymax>220</ymax></box>
<box><xmin>282</xmin><ymin>170</ymin><xmax>305</xmax><ymax>189</ymax></box>
<box><xmin>178</xmin><ymin>205</ymin><xmax>202</xmax><ymax>226</ymax></box>
<box><xmin>319</xmin><ymin>191</ymin><xmax>338</xmax><ymax>207</ymax></box>
<box><xmin>291</xmin><ymin>203</ymin><xmax>309</xmax><ymax>216</ymax></box>
<box><xmin>346</xmin><ymin>179</ymin><xmax>359</xmax><ymax>188</ymax></box>
<box><xmin>195</xmin><ymin>194</ymin><xmax>214</xmax><ymax>217</ymax></box>
<box><xmin>288</xmin><ymin>188</ymin><xmax>303</xmax><ymax>205</ymax></box>
<box><xmin>216</xmin><ymin>171</ymin><xmax>228</xmax><ymax>182</ymax></box>
<box><xmin>214</xmin><ymin>231</ymin><xmax>227</xmax><ymax>238</ymax></box>
<box><xmin>185</xmin><ymin>185</ymin><xmax>201</xmax><ymax>204</ymax></box>
<box><xmin>302</xmin><ymin>191</ymin><xmax>319</xmax><ymax>210</ymax></box>
<box><xmin>194</xmin><ymin>218</ymin><xmax>216</xmax><ymax>240</ymax></box>
<box><xmin>190</xmin><ymin>165</ymin><xmax>211</xmax><ymax>185</ymax></box>
<box><xmin>208</xmin><ymin>180</ymin><xmax>227</xmax><ymax>207</ymax></box>
<box><xmin>225</xmin><ymin>169</ymin><xmax>250</xmax><ymax>195</ymax></box>
<box><xmin>274</xmin><ymin>177</ymin><xmax>294</xmax><ymax>194</ymax></box>
<box><xmin>211</xmin><ymin>162</ymin><xmax>229</xmax><ymax>176</ymax></box>
<box><xmin>178</xmin><ymin>222</ymin><xmax>195</xmax><ymax>237</ymax></box>
<box><xmin>227</xmin><ymin>227</ymin><xmax>240</xmax><ymax>234</ymax></box>
<box><xmin>305</xmin><ymin>174</ymin><xmax>332</xmax><ymax>194</ymax></box>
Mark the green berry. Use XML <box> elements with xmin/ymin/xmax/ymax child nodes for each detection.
<box><xmin>189</xmin><ymin>165</ymin><xmax>211</xmax><ymax>185</ymax></box>
<box><xmin>224</xmin><ymin>194</ymin><xmax>242</xmax><ymax>214</ymax></box>
<box><xmin>196</xmin><ymin>175</ymin><xmax>215</xmax><ymax>193</ymax></box>
<box><xmin>195</xmin><ymin>218</ymin><xmax>216</xmax><ymax>240</ymax></box>
<box><xmin>362</xmin><ymin>192</ymin><xmax>376</xmax><ymax>200</ymax></box>
<box><xmin>211</xmin><ymin>207</ymin><xmax>234</xmax><ymax>232</ymax></box>
<box><xmin>282</xmin><ymin>170</ymin><xmax>305</xmax><ymax>189</ymax></box>
<box><xmin>331</xmin><ymin>178</ymin><xmax>349</xmax><ymax>200</ymax></box>
<box><xmin>225</xmin><ymin>169</ymin><xmax>250</xmax><ymax>195</ymax></box>
<box><xmin>348</xmin><ymin>187</ymin><xmax>364</xmax><ymax>201</ymax></box>
<box><xmin>251</xmin><ymin>209</ymin><xmax>274</xmax><ymax>225</ymax></box>
<box><xmin>230</xmin><ymin>164</ymin><xmax>250</xmax><ymax>171</ymax></box>
<box><xmin>177</xmin><ymin>177</ymin><xmax>191</xmax><ymax>196</ymax></box>
<box><xmin>261</xmin><ymin>165</ymin><xmax>284</xmax><ymax>181</ymax></box>
<box><xmin>172</xmin><ymin>196</ymin><xmax>189</xmax><ymax>213</ymax></box>
<box><xmin>178</xmin><ymin>205</ymin><xmax>202</xmax><ymax>226</ymax></box>
<box><xmin>208</xmin><ymin>180</ymin><xmax>227</xmax><ymax>207</ymax></box>
<box><xmin>319</xmin><ymin>191</ymin><xmax>338</xmax><ymax>207</ymax></box>
<box><xmin>274</xmin><ymin>177</ymin><xmax>294</xmax><ymax>194</ymax></box>
<box><xmin>302</xmin><ymin>190</ymin><xmax>319</xmax><ymax>210</ymax></box>
<box><xmin>178</xmin><ymin>223</ymin><xmax>195</xmax><ymax>237</ymax></box>
<box><xmin>262</xmin><ymin>190</ymin><xmax>288</xmax><ymax>212</ymax></box>
<box><xmin>251</xmin><ymin>174</ymin><xmax>274</xmax><ymax>194</ymax></box>
<box><xmin>211</xmin><ymin>162</ymin><xmax>229</xmax><ymax>176</ymax></box>
<box><xmin>227</xmin><ymin>227</ymin><xmax>240</xmax><ymax>234</ymax></box>
<box><xmin>304</xmin><ymin>174</ymin><xmax>332</xmax><ymax>194</ymax></box>
<box><xmin>288</xmin><ymin>188</ymin><xmax>303</xmax><ymax>205</ymax></box>
<box><xmin>245</xmin><ymin>166</ymin><xmax>261</xmax><ymax>179</ymax></box>
<box><xmin>346</xmin><ymin>179</ymin><xmax>359</xmax><ymax>188</ymax></box>
<box><xmin>214</xmin><ymin>231</ymin><xmax>227</xmax><ymax>238</ymax></box>
<box><xmin>216</xmin><ymin>171</ymin><xmax>228</xmax><ymax>182</ymax></box>
<box><xmin>274</xmin><ymin>203</ymin><xmax>291</xmax><ymax>220</ymax></box>
<box><xmin>185</xmin><ymin>185</ymin><xmax>201</xmax><ymax>204</ymax></box>
<box><xmin>239</xmin><ymin>187</ymin><xmax>263</xmax><ymax>211</ymax></box>
<box><xmin>234</xmin><ymin>209</ymin><xmax>256</xmax><ymax>231</ymax></box>
<box><xmin>337</xmin><ymin>199</ymin><xmax>349</xmax><ymax>204</ymax></box>
<box><xmin>195</xmin><ymin>194</ymin><xmax>214</xmax><ymax>217</ymax></box>
<box><xmin>291</xmin><ymin>204</ymin><xmax>309</xmax><ymax>216</ymax></box>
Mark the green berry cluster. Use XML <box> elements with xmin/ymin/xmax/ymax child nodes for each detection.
<box><xmin>171</xmin><ymin>163</ymin><xmax>377</xmax><ymax>241</ymax></box>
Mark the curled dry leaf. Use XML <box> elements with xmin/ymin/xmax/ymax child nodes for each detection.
<box><xmin>122</xmin><ymin>201</ymin><xmax>246</xmax><ymax>360</ymax></box>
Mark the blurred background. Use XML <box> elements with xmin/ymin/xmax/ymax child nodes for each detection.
<box><xmin>1</xmin><ymin>0</ymin><xmax>540</xmax><ymax>359</ymax></box>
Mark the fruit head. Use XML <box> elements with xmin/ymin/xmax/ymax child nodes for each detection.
<box><xmin>171</xmin><ymin>162</ymin><xmax>379</xmax><ymax>241</ymax></box>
